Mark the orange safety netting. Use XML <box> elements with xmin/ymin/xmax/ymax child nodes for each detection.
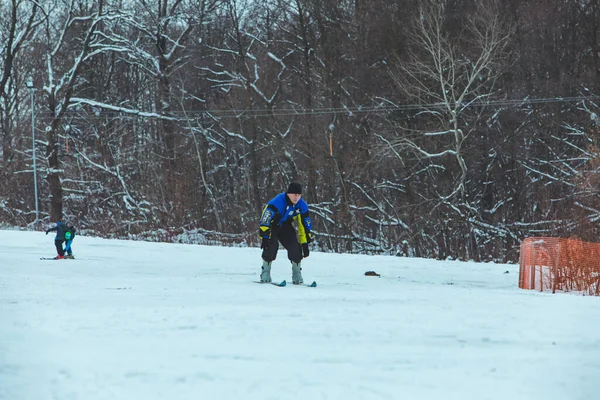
<box><xmin>519</xmin><ymin>237</ymin><xmax>600</xmax><ymax>295</ymax></box>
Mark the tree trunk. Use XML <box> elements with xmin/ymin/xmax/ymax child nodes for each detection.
<box><xmin>46</xmin><ymin>119</ymin><xmax>63</xmax><ymax>221</ymax></box>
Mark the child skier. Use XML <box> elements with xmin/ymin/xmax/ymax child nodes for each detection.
<box><xmin>64</xmin><ymin>225</ymin><xmax>76</xmax><ymax>259</ymax></box>
<box><xmin>45</xmin><ymin>221</ymin><xmax>75</xmax><ymax>259</ymax></box>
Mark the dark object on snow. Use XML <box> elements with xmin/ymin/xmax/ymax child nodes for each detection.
<box><xmin>364</xmin><ymin>271</ymin><xmax>380</xmax><ymax>277</ymax></box>
<box><xmin>504</xmin><ymin>270</ymin><xmax>510</xmax><ymax>274</ymax></box>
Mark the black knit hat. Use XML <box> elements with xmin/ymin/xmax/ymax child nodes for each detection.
<box><xmin>286</xmin><ymin>182</ymin><xmax>302</xmax><ymax>194</ymax></box>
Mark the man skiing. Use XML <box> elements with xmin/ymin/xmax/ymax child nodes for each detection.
<box><xmin>45</xmin><ymin>221</ymin><xmax>75</xmax><ymax>259</ymax></box>
<box><xmin>259</xmin><ymin>182</ymin><xmax>314</xmax><ymax>284</ymax></box>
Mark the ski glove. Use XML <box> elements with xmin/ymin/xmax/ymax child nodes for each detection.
<box><xmin>302</xmin><ymin>243</ymin><xmax>310</xmax><ymax>258</ymax></box>
<box><xmin>45</xmin><ymin>230</ymin><xmax>49</xmax><ymax>235</ymax></box>
<box><xmin>261</xmin><ymin>237</ymin><xmax>270</xmax><ymax>250</ymax></box>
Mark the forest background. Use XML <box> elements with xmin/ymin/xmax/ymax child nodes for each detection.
<box><xmin>2</xmin><ymin>0</ymin><xmax>600</xmax><ymax>263</ymax></box>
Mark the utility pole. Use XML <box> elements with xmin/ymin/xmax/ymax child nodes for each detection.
<box><xmin>26</xmin><ymin>78</ymin><xmax>39</xmax><ymax>227</ymax></box>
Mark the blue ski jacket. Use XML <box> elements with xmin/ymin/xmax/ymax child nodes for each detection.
<box><xmin>259</xmin><ymin>193</ymin><xmax>314</xmax><ymax>244</ymax></box>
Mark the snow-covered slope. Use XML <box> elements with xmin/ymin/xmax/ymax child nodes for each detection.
<box><xmin>1</xmin><ymin>230</ymin><xmax>598</xmax><ymax>400</ymax></box>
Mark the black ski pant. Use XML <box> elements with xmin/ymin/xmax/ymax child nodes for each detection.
<box><xmin>55</xmin><ymin>239</ymin><xmax>65</xmax><ymax>256</ymax></box>
<box><xmin>261</xmin><ymin>222</ymin><xmax>302</xmax><ymax>264</ymax></box>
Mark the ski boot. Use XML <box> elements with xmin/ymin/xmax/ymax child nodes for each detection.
<box><xmin>53</xmin><ymin>255</ymin><xmax>65</xmax><ymax>260</ymax></box>
<box><xmin>292</xmin><ymin>262</ymin><xmax>303</xmax><ymax>285</ymax></box>
<box><xmin>260</xmin><ymin>260</ymin><xmax>272</xmax><ymax>283</ymax></box>
<box><xmin>65</xmin><ymin>254</ymin><xmax>75</xmax><ymax>259</ymax></box>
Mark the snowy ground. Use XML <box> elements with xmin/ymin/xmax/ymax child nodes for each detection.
<box><xmin>1</xmin><ymin>230</ymin><xmax>599</xmax><ymax>400</ymax></box>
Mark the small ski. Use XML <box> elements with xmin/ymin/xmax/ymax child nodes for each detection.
<box><xmin>254</xmin><ymin>280</ymin><xmax>287</xmax><ymax>287</ymax></box>
<box><xmin>41</xmin><ymin>256</ymin><xmax>75</xmax><ymax>260</ymax></box>
<box><xmin>292</xmin><ymin>281</ymin><xmax>317</xmax><ymax>288</ymax></box>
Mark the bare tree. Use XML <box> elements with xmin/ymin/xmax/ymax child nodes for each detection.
<box><xmin>384</xmin><ymin>0</ymin><xmax>512</xmax><ymax>202</ymax></box>
<box><xmin>519</xmin><ymin>99</ymin><xmax>600</xmax><ymax>242</ymax></box>
<box><xmin>40</xmin><ymin>0</ymin><xmax>128</xmax><ymax>221</ymax></box>
<box><xmin>375</xmin><ymin>0</ymin><xmax>514</xmax><ymax>260</ymax></box>
<box><xmin>201</xmin><ymin>0</ymin><xmax>298</xmax><ymax>217</ymax></box>
<box><xmin>0</xmin><ymin>0</ymin><xmax>43</xmax><ymax>164</ymax></box>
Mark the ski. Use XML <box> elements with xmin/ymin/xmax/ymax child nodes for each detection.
<box><xmin>253</xmin><ymin>280</ymin><xmax>316</xmax><ymax>288</ymax></box>
<box><xmin>292</xmin><ymin>281</ymin><xmax>317</xmax><ymax>288</ymax></box>
<box><xmin>40</xmin><ymin>257</ymin><xmax>61</xmax><ymax>260</ymax></box>
<box><xmin>254</xmin><ymin>280</ymin><xmax>287</xmax><ymax>287</ymax></box>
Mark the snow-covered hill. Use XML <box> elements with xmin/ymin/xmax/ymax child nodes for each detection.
<box><xmin>1</xmin><ymin>230</ymin><xmax>598</xmax><ymax>400</ymax></box>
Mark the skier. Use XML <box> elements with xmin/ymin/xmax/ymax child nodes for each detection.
<box><xmin>64</xmin><ymin>225</ymin><xmax>76</xmax><ymax>259</ymax></box>
<box><xmin>45</xmin><ymin>221</ymin><xmax>71</xmax><ymax>259</ymax></box>
<box><xmin>259</xmin><ymin>182</ymin><xmax>314</xmax><ymax>284</ymax></box>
